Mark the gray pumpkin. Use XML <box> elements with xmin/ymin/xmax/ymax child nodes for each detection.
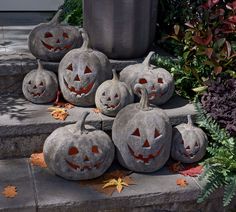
<box><xmin>58</xmin><ymin>29</ymin><xmax>112</xmax><ymax>106</ymax></box>
<box><xmin>28</xmin><ymin>10</ymin><xmax>82</xmax><ymax>62</ymax></box>
<box><xmin>22</xmin><ymin>60</ymin><xmax>58</xmax><ymax>104</ymax></box>
<box><xmin>171</xmin><ymin>115</ymin><xmax>208</xmax><ymax>163</ymax></box>
<box><xmin>43</xmin><ymin>111</ymin><xmax>115</xmax><ymax>180</ymax></box>
<box><xmin>112</xmin><ymin>84</ymin><xmax>172</xmax><ymax>172</ymax></box>
<box><xmin>120</xmin><ymin>51</ymin><xmax>175</xmax><ymax>105</ymax></box>
<box><xmin>95</xmin><ymin>69</ymin><xmax>134</xmax><ymax>117</ymax></box>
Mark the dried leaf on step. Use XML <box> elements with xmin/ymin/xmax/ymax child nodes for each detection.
<box><xmin>30</xmin><ymin>152</ymin><xmax>47</xmax><ymax>168</ymax></box>
<box><xmin>64</xmin><ymin>103</ymin><xmax>74</xmax><ymax>109</ymax></box>
<box><xmin>2</xmin><ymin>186</ymin><xmax>17</xmax><ymax>198</ymax></box>
<box><xmin>93</xmin><ymin>108</ymin><xmax>101</xmax><ymax>114</ymax></box>
<box><xmin>179</xmin><ymin>165</ymin><xmax>203</xmax><ymax>177</ymax></box>
<box><xmin>169</xmin><ymin>161</ymin><xmax>183</xmax><ymax>173</ymax></box>
<box><xmin>48</xmin><ymin>107</ymin><xmax>69</xmax><ymax>121</ymax></box>
<box><xmin>176</xmin><ymin>178</ymin><xmax>188</xmax><ymax>187</ymax></box>
<box><xmin>54</xmin><ymin>102</ymin><xmax>74</xmax><ymax>109</ymax></box>
<box><xmin>103</xmin><ymin>177</ymin><xmax>129</xmax><ymax>193</ymax></box>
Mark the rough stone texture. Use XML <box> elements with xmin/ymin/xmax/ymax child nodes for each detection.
<box><xmin>0</xmin><ymin>159</ymin><xmax>36</xmax><ymax>212</ymax></box>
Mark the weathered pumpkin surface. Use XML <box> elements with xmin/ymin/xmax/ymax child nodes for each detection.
<box><xmin>28</xmin><ymin>10</ymin><xmax>82</xmax><ymax>62</ymax></box>
<box><xmin>58</xmin><ymin>29</ymin><xmax>112</xmax><ymax>106</ymax></box>
<box><xmin>112</xmin><ymin>84</ymin><xmax>172</xmax><ymax>172</ymax></box>
<box><xmin>171</xmin><ymin>115</ymin><xmax>208</xmax><ymax>163</ymax></box>
<box><xmin>43</xmin><ymin>112</ymin><xmax>115</xmax><ymax>180</ymax></box>
<box><xmin>120</xmin><ymin>51</ymin><xmax>175</xmax><ymax>105</ymax></box>
<box><xmin>95</xmin><ymin>69</ymin><xmax>134</xmax><ymax>117</ymax></box>
<box><xmin>22</xmin><ymin>60</ymin><xmax>58</xmax><ymax>104</ymax></box>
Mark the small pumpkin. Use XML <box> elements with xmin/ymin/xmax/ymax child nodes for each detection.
<box><xmin>28</xmin><ymin>10</ymin><xmax>82</xmax><ymax>62</ymax></box>
<box><xmin>171</xmin><ymin>115</ymin><xmax>208</xmax><ymax>163</ymax></box>
<box><xmin>120</xmin><ymin>51</ymin><xmax>175</xmax><ymax>105</ymax></box>
<box><xmin>58</xmin><ymin>29</ymin><xmax>112</xmax><ymax>106</ymax></box>
<box><xmin>112</xmin><ymin>84</ymin><xmax>172</xmax><ymax>172</ymax></box>
<box><xmin>22</xmin><ymin>60</ymin><xmax>58</xmax><ymax>104</ymax></box>
<box><xmin>43</xmin><ymin>111</ymin><xmax>115</xmax><ymax>180</ymax></box>
<box><xmin>95</xmin><ymin>69</ymin><xmax>134</xmax><ymax>117</ymax></box>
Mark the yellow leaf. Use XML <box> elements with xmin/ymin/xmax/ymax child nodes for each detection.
<box><xmin>103</xmin><ymin>179</ymin><xmax>117</xmax><ymax>188</ymax></box>
<box><xmin>116</xmin><ymin>183</ymin><xmax>123</xmax><ymax>193</ymax></box>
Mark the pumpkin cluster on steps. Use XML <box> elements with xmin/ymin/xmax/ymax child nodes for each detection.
<box><xmin>28</xmin><ymin>10</ymin><xmax>82</xmax><ymax>62</ymax></box>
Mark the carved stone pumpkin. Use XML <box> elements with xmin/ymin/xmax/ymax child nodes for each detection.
<box><xmin>58</xmin><ymin>29</ymin><xmax>112</xmax><ymax>106</ymax></box>
<box><xmin>95</xmin><ymin>69</ymin><xmax>134</xmax><ymax>117</ymax></box>
<box><xmin>171</xmin><ymin>115</ymin><xmax>208</xmax><ymax>163</ymax></box>
<box><xmin>120</xmin><ymin>51</ymin><xmax>175</xmax><ymax>105</ymax></box>
<box><xmin>22</xmin><ymin>60</ymin><xmax>58</xmax><ymax>104</ymax></box>
<box><xmin>112</xmin><ymin>84</ymin><xmax>172</xmax><ymax>172</ymax></box>
<box><xmin>28</xmin><ymin>10</ymin><xmax>82</xmax><ymax>62</ymax></box>
<box><xmin>43</xmin><ymin>111</ymin><xmax>115</xmax><ymax>180</ymax></box>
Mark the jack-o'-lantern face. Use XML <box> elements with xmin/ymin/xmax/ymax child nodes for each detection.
<box><xmin>136</xmin><ymin>70</ymin><xmax>172</xmax><ymax>101</ymax></box>
<box><xmin>28</xmin><ymin>10</ymin><xmax>82</xmax><ymax>62</ymax></box>
<box><xmin>41</xmin><ymin>30</ymin><xmax>73</xmax><ymax>53</ymax></box>
<box><xmin>63</xmin><ymin>64</ymin><xmax>96</xmax><ymax>98</ymax></box>
<box><xmin>44</xmin><ymin>112</ymin><xmax>115</xmax><ymax>180</ymax></box>
<box><xmin>65</xmin><ymin>143</ymin><xmax>105</xmax><ymax>172</ymax></box>
<box><xmin>22</xmin><ymin>60</ymin><xmax>58</xmax><ymax>104</ymax></box>
<box><xmin>171</xmin><ymin>116</ymin><xmax>208</xmax><ymax>163</ymax></box>
<box><xmin>99</xmin><ymin>90</ymin><xmax>121</xmax><ymax>111</ymax></box>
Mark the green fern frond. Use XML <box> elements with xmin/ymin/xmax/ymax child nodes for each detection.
<box><xmin>223</xmin><ymin>176</ymin><xmax>236</xmax><ymax>206</ymax></box>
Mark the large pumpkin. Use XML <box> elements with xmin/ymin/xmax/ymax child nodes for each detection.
<box><xmin>120</xmin><ymin>51</ymin><xmax>175</xmax><ymax>105</ymax></box>
<box><xmin>171</xmin><ymin>115</ymin><xmax>208</xmax><ymax>163</ymax></box>
<box><xmin>112</xmin><ymin>84</ymin><xmax>172</xmax><ymax>172</ymax></box>
<box><xmin>95</xmin><ymin>69</ymin><xmax>134</xmax><ymax>117</ymax></box>
<box><xmin>22</xmin><ymin>60</ymin><xmax>58</xmax><ymax>104</ymax></box>
<box><xmin>58</xmin><ymin>29</ymin><xmax>112</xmax><ymax>106</ymax></box>
<box><xmin>28</xmin><ymin>10</ymin><xmax>82</xmax><ymax>62</ymax></box>
<box><xmin>43</xmin><ymin>111</ymin><xmax>115</xmax><ymax>180</ymax></box>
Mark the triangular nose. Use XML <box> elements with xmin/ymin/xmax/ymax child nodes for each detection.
<box><xmin>74</xmin><ymin>75</ymin><xmax>80</xmax><ymax>81</ymax></box>
<box><xmin>143</xmin><ymin>139</ymin><xmax>150</xmax><ymax>148</ymax></box>
<box><xmin>84</xmin><ymin>155</ymin><xmax>89</xmax><ymax>162</ymax></box>
<box><xmin>56</xmin><ymin>39</ymin><xmax>60</xmax><ymax>43</ymax></box>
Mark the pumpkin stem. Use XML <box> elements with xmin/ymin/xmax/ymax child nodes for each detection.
<box><xmin>112</xmin><ymin>69</ymin><xmax>119</xmax><ymax>81</ymax></box>
<box><xmin>79</xmin><ymin>29</ymin><xmax>90</xmax><ymax>49</ymax></box>
<box><xmin>75</xmin><ymin>111</ymin><xmax>90</xmax><ymax>132</ymax></box>
<box><xmin>49</xmin><ymin>9</ymin><xmax>62</xmax><ymax>25</ymax></box>
<box><xmin>142</xmin><ymin>51</ymin><xmax>155</xmax><ymax>68</ymax></box>
<box><xmin>134</xmin><ymin>84</ymin><xmax>149</xmax><ymax>110</ymax></box>
<box><xmin>187</xmin><ymin>115</ymin><xmax>194</xmax><ymax>126</ymax></box>
<box><xmin>37</xmin><ymin>59</ymin><xmax>43</xmax><ymax>71</ymax></box>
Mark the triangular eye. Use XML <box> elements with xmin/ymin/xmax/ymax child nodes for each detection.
<box><xmin>195</xmin><ymin>142</ymin><xmax>199</xmax><ymax>147</ymax></box>
<box><xmin>68</xmin><ymin>147</ymin><xmax>79</xmax><ymax>155</ymax></box>
<box><xmin>28</xmin><ymin>81</ymin><xmax>31</xmax><ymax>85</ymax></box>
<box><xmin>115</xmin><ymin>93</ymin><xmax>119</xmax><ymax>98</ymax></box>
<box><xmin>39</xmin><ymin>82</ymin><xmax>44</xmax><ymax>86</ymax></box>
<box><xmin>102</xmin><ymin>92</ymin><xmax>106</xmax><ymax>96</ymax></box>
<box><xmin>63</xmin><ymin>32</ymin><xmax>69</xmax><ymax>38</ymax></box>
<box><xmin>154</xmin><ymin>129</ymin><xmax>160</xmax><ymax>138</ymax></box>
<box><xmin>158</xmin><ymin>78</ymin><xmax>163</xmax><ymax>83</ymax></box>
<box><xmin>92</xmin><ymin>146</ymin><xmax>99</xmax><ymax>154</ymax></box>
<box><xmin>139</xmin><ymin>78</ymin><xmax>147</xmax><ymax>84</ymax></box>
<box><xmin>44</xmin><ymin>32</ymin><xmax>53</xmax><ymax>38</ymax></box>
<box><xmin>132</xmin><ymin>128</ymin><xmax>140</xmax><ymax>137</ymax></box>
<box><xmin>67</xmin><ymin>64</ymin><xmax>73</xmax><ymax>71</ymax></box>
<box><xmin>84</xmin><ymin>66</ymin><xmax>92</xmax><ymax>74</ymax></box>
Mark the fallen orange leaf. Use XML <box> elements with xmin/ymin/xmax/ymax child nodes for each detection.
<box><xmin>30</xmin><ymin>152</ymin><xmax>47</xmax><ymax>168</ymax></box>
<box><xmin>93</xmin><ymin>108</ymin><xmax>101</xmax><ymax>114</ymax></box>
<box><xmin>64</xmin><ymin>103</ymin><xmax>74</xmax><ymax>109</ymax></box>
<box><xmin>179</xmin><ymin>165</ymin><xmax>203</xmax><ymax>177</ymax></box>
<box><xmin>176</xmin><ymin>178</ymin><xmax>188</xmax><ymax>187</ymax></box>
<box><xmin>48</xmin><ymin>107</ymin><xmax>69</xmax><ymax>121</ymax></box>
<box><xmin>2</xmin><ymin>186</ymin><xmax>17</xmax><ymax>198</ymax></box>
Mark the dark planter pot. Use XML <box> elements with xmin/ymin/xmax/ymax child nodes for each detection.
<box><xmin>83</xmin><ymin>0</ymin><xmax>158</xmax><ymax>59</ymax></box>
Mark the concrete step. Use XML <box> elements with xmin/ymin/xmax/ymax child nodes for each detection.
<box><xmin>1</xmin><ymin>158</ymin><xmax>235</xmax><ymax>212</ymax></box>
<box><xmin>0</xmin><ymin>94</ymin><xmax>196</xmax><ymax>159</ymax></box>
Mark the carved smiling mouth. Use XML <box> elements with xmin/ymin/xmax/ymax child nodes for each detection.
<box><xmin>65</xmin><ymin>160</ymin><xmax>103</xmax><ymax>172</ymax></box>
<box><xmin>128</xmin><ymin>144</ymin><xmax>164</xmax><ymax>164</ymax></box>
<box><xmin>100</xmin><ymin>100</ymin><xmax>120</xmax><ymax>111</ymax></box>
<box><xmin>63</xmin><ymin>78</ymin><xmax>94</xmax><ymax>97</ymax></box>
<box><xmin>28</xmin><ymin>89</ymin><xmax>45</xmax><ymax>97</ymax></box>
<box><xmin>41</xmin><ymin>40</ymin><xmax>72</xmax><ymax>52</ymax></box>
